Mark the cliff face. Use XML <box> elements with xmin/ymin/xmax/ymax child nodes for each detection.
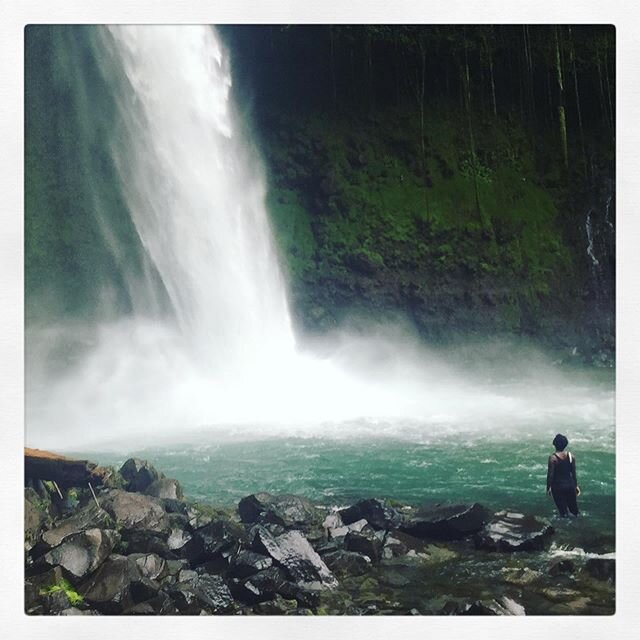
<box><xmin>24</xmin><ymin>25</ymin><xmax>615</xmax><ymax>361</ymax></box>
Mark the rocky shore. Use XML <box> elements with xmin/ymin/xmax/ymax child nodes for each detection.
<box><xmin>24</xmin><ymin>452</ymin><xmax>615</xmax><ymax>616</ymax></box>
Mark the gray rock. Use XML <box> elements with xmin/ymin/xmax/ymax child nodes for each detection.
<box><xmin>401</xmin><ymin>503</ymin><xmax>489</xmax><ymax>540</ymax></box>
<box><xmin>119</xmin><ymin>458</ymin><xmax>161</xmax><ymax>493</ymax></box>
<box><xmin>474</xmin><ymin>511</ymin><xmax>554</xmax><ymax>552</ymax></box>
<box><xmin>229</xmin><ymin>550</ymin><xmax>273</xmax><ymax>579</ymax></box>
<box><xmin>44</xmin><ymin>528</ymin><xmax>119</xmax><ymax>581</ymax></box>
<box><xmin>239</xmin><ymin>493</ymin><xmax>321</xmax><ymax>530</ymax></box>
<box><xmin>168</xmin><ymin>574</ymin><xmax>234</xmax><ymax>614</ymax></box>
<box><xmin>322</xmin><ymin>550</ymin><xmax>371</xmax><ymax>576</ymax></box>
<box><xmin>100</xmin><ymin>490</ymin><xmax>170</xmax><ymax>534</ymax></box>
<box><xmin>230</xmin><ymin>566</ymin><xmax>288</xmax><ymax>604</ymax></box>
<box><xmin>251</xmin><ymin>526</ymin><xmax>338</xmax><ymax>590</ymax></box>
<box><xmin>344</xmin><ymin>527</ymin><xmax>385</xmax><ymax>563</ymax></box>
<box><xmin>144</xmin><ymin>478</ymin><xmax>184</xmax><ymax>501</ymax></box>
<box><xmin>339</xmin><ymin>499</ymin><xmax>403</xmax><ymax>531</ymax></box>
<box><xmin>41</xmin><ymin>503</ymin><xmax>110</xmax><ymax>548</ymax></box>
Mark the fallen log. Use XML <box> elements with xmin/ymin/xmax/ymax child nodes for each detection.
<box><xmin>25</xmin><ymin>448</ymin><xmax>100</xmax><ymax>489</ymax></box>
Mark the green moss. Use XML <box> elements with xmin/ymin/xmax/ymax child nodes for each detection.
<box><xmin>39</xmin><ymin>577</ymin><xmax>84</xmax><ymax>606</ymax></box>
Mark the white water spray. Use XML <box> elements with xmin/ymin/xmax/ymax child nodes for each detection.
<box><xmin>25</xmin><ymin>26</ymin><xmax>613</xmax><ymax>450</ymax></box>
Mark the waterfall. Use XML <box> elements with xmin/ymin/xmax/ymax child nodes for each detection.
<box><xmin>103</xmin><ymin>26</ymin><xmax>295</xmax><ymax>368</ymax></box>
<box><xmin>25</xmin><ymin>26</ymin><xmax>614</xmax><ymax>450</ymax></box>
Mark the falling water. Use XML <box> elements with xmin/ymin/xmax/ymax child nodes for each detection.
<box><xmin>25</xmin><ymin>26</ymin><xmax>614</xmax><ymax>450</ymax></box>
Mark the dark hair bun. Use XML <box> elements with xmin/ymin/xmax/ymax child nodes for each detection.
<box><xmin>553</xmin><ymin>434</ymin><xmax>569</xmax><ymax>450</ymax></box>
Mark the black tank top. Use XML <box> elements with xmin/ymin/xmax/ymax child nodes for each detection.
<box><xmin>552</xmin><ymin>453</ymin><xmax>575</xmax><ymax>489</ymax></box>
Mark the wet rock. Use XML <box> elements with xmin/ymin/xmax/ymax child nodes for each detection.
<box><xmin>166</xmin><ymin>528</ymin><xmax>204</xmax><ymax>562</ymax></box>
<box><xmin>230</xmin><ymin>567</ymin><xmax>288</xmax><ymax>604</ymax></box>
<box><xmin>43</xmin><ymin>528</ymin><xmax>119</xmax><ymax>582</ymax></box>
<box><xmin>228</xmin><ymin>550</ymin><xmax>273</xmax><ymax>579</ymax></box>
<box><xmin>239</xmin><ymin>493</ymin><xmax>321</xmax><ymax>530</ymax></box>
<box><xmin>193</xmin><ymin>519</ymin><xmax>246</xmax><ymax>565</ymax></box>
<box><xmin>124</xmin><ymin>591</ymin><xmax>178</xmax><ymax>615</ymax></box>
<box><xmin>339</xmin><ymin>499</ymin><xmax>403</xmax><ymax>531</ymax></box>
<box><xmin>328</xmin><ymin>518</ymin><xmax>369</xmax><ymax>540</ymax></box>
<box><xmin>584</xmin><ymin>557</ymin><xmax>615</xmax><ymax>582</ymax></box>
<box><xmin>322</xmin><ymin>550</ymin><xmax>371</xmax><ymax>576</ymax></box>
<box><xmin>344</xmin><ymin>528</ymin><xmax>385</xmax><ymax>563</ymax></box>
<box><xmin>100</xmin><ymin>490</ymin><xmax>170</xmax><ymax>534</ymax></box>
<box><xmin>129</xmin><ymin>553</ymin><xmax>167</xmax><ymax>581</ymax></box>
<box><xmin>501</xmin><ymin>567</ymin><xmax>544</xmax><ymax>586</ymax></box>
<box><xmin>40</xmin><ymin>588</ymin><xmax>72</xmax><ymax>614</ymax></box>
<box><xmin>79</xmin><ymin>554</ymin><xmax>140</xmax><ymax>613</ymax></box>
<box><xmin>161</xmin><ymin>498</ymin><xmax>188</xmax><ymax>514</ymax></box>
<box><xmin>25</xmin><ymin>566</ymin><xmax>64</xmax><ymax>612</ymax></box>
<box><xmin>168</xmin><ymin>574</ymin><xmax>234</xmax><ymax>614</ymax></box>
<box><xmin>475</xmin><ymin>511</ymin><xmax>554</xmax><ymax>552</ymax></box>
<box><xmin>144</xmin><ymin>478</ymin><xmax>184</xmax><ymax>501</ymax></box>
<box><xmin>443</xmin><ymin>596</ymin><xmax>525</xmax><ymax>615</ymax></box>
<box><xmin>548</xmin><ymin>558</ymin><xmax>576</xmax><ymax>576</ymax></box>
<box><xmin>41</xmin><ymin>503</ymin><xmax>110</xmax><ymax>549</ymax></box>
<box><xmin>401</xmin><ymin>503</ymin><xmax>488</xmax><ymax>540</ymax></box>
<box><xmin>119</xmin><ymin>458</ymin><xmax>161</xmax><ymax>493</ymax></box>
<box><xmin>251</xmin><ymin>526</ymin><xmax>338</xmax><ymax>590</ymax></box>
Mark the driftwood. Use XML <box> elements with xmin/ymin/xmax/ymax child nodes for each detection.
<box><xmin>25</xmin><ymin>448</ymin><xmax>101</xmax><ymax>489</ymax></box>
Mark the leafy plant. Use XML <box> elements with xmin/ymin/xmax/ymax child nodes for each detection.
<box><xmin>39</xmin><ymin>578</ymin><xmax>84</xmax><ymax>606</ymax></box>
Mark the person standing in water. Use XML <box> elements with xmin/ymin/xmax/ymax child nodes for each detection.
<box><xmin>546</xmin><ymin>433</ymin><xmax>581</xmax><ymax>517</ymax></box>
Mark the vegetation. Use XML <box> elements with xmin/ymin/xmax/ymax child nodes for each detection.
<box><xmin>39</xmin><ymin>578</ymin><xmax>84</xmax><ymax>606</ymax></box>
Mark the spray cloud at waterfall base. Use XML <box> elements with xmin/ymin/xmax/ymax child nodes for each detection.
<box><xmin>25</xmin><ymin>25</ymin><xmax>613</xmax><ymax>451</ymax></box>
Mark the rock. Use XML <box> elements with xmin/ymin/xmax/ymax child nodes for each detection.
<box><xmin>100</xmin><ymin>490</ymin><xmax>170</xmax><ymax>534</ymax></box>
<box><xmin>161</xmin><ymin>498</ymin><xmax>188</xmax><ymax>514</ymax></box>
<box><xmin>228</xmin><ymin>550</ymin><xmax>273</xmax><ymax>579</ymax></box>
<box><xmin>124</xmin><ymin>591</ymin><xmax>178</xmax><ymax>615</ymax></box>
<box><xmin>322</xmin><ymin>550</ymin><xmax>371</xmax><ymax>576</ymax></box>
<box><xmin>129</xmin><ymin>553</ymin><xmax>167</xmax><ymax>581</ymax></box>
<box><xmin>444</xmin><ymin>597</ymin><xmax>526</xmax><ymax>615</ymax></box>
<box><xmin>251</xmin><ymin>526</ymin><xmax>338</xmax><ymax>590</ymax></box>
<box><xmin>41</xmin><ymin>503</ymin><xmax>110</xmax><ymax>549</ymax></box>
<box><xmin>168</xmin><ymin>574</ymin><xmax>234</xmax><ymax>614</ymax></box>
<box><xmin>542</xmin><ymin>587</ymin><xmax>581</xmax><ymax>602</ymax></box>
<box><xmin>119</xmin><ymin>458</ymin><xmax>161</xmax><ymax>493</ymax></box>
<box><xmin>239</xmin><ymin>493</ymin><xmax>321</xmax><ymax>530</ymax></box>
<box><xmin>344</xmin><ymin>528</ymin><xmax>385</xmax><ymax>563</ymax></box>
<box><xmin>230</xmin><ymin>567</ymin><xmax>288</xmax><ymax>604</ymax></box>
<box><xmin>501</xmin><ymin>567</ymin><xmax>544</xmax><ymax>586</ymax></box>
<box><xmin>24</xmin><ymin>566</ymin><xmax>64</xmax><ymax>612</ymax></box>
<box><xmin>43</xmin><ymin>528</ymin><xmax>119</xmax><ymax>582</ymax></box>
<box><xmin>166</xmin><ymin>528</ymin><xmax>204</xmax><ymax>562</ymax></box>
<box><xmin>40</xmin><ymin>588</ymin><xmax>72</xmax><ymax>614</ymax></box>
<box><xmin>144</xmin><ymin>478</ymin><xmax>184</xmax><ymax>501</ymax></box>
<box><xmin>25</xmin><ymin>488</ymin><xmax>49</xmax><ymax>550</ymax></box>
<box><xmin>79</xmin><ymin>554</ymin><xmax>140</xmax><ymax>613</ymax></box>
<box><xmin>548</xmin><ymin>558</ymin><xmax>576</xmax><ymax>576</ymax></box>
<box><xmin>584</xmin><ymin>557</ymin><xmax>615</xmax><ymax>582</ymax></box>
<box><xmin>475</xmin><ymin>511</ymin><xmax>554</xmax><ymax>552</ymax></box>
<box><xmin>401</xmin><ymin>503</ymin><xmax>488</xmax><ymax>540</ymax></box>
<box><xmin>193</xmin><ymin>519</ymin><xmax>245</xmax><ymax>566</ymax></box>
<box><xmin>339</xmin><ymin>499</ymin><xmax>403</xmax><ymax>531</ymax></box>
<box><xmin>328</xmin><ymin>518</ymin><xmax>369</xmax><ymax>540</ymax></box>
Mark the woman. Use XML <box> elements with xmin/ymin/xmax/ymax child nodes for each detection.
<box><xmin>546</xmin><ymin>433</ymin><xmax>581</xmax><ymax>517</ymax></box>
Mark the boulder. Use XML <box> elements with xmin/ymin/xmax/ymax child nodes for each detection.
<box><xmin>339</xmin><ymin>499</ymin><xmax>403</xmax><ymax>531</ymax></box>
<box><xmin>25</xmin><ymin>566</ymin><xmax>64</xmax><ymax>613</ymax></box>
<box><xmin>144</xmin><ymin>478</ymin><xmax>184</xmax><ymax>501</ymax></box>
<box><xmin>193</xmin><ymin>519</ymin><xmax>246</xmax><ymax>564</ymax></box>
<box><xmin>100</xmin><ymin>490</ymin><xmax>170</xmax><ymax>534</ymax></box>
<box><xmin>548</xmin><ymin>559</ymin><xmax>576</xmax><ymax>576</ymax></box>
<box><xmin>584</xmin><ymin>557</ymin><xmax>615</xmax><ymax>582</ymax></box>
<box><xmin>123</xmin><ymin>591</ymin><xmax>178</xmax><ymax>615</ymax></box>
<box><xmin>43</xmin><ymin>528</ymin><xmax>119</xmax><ymax>582</ymax></box>
<box><xmin>474</xmin><ymin>511</ymin><xmax>554</xmax><ymax>552</ymax></box>
<box><xmin>254</xmin><ymin>595</ymin><xmax>299</xmax><ymax>615</ymax></box>
<box><xmin>230</xmin><ymin>567</ymin><xmax>288</xmax><ymax>604</ymax></box>
<box><xmin>251</xmin><ymin>526</ymin><xmax>338</xmax><ymax>590</ymax></box>
<box><xmin>41</xmin><ymin>503</ymin><xmax>110</xmax><ymax>549</ymax></box>
<box><xmin>344</xmin><ymin>528</ymin><xmax>385</xmax><ymax>563</ymax></box>
<box><xmin>322</xmin><ymin>550</ymin><xmax>371</xmax><ymax>576</ymax></box>
<box><xmin>166</xmin><ymin>528</ymin><xmax>204</xmax><ymax>563</ymax></box>
<box><xmin>401</xmin><ymin>503</ymin><xmax>488</xmax><ymax>540</ymax></box>
<box><xmin>228</xmin><ymin>550</ymin><xmax>273</xmax><ymax>579</ymax></box>
<box><xmin>168</xmin><ymin>574</ymin><xmax>234</xmax><ymax>614</ymax></box>
<box><xmin>25</xmin><ymin>488</ymin><xmax>49</xmax><ymax>550</ymax></box>
<box><xmin>239</xmin><ymin>493</ymin><xmax>321</xmax><ymax>530</ymax></box>
<box><xmin>129</xmin><ymin>553</ymin><xmax>167</xmax><ymax>581</ymax></box>
<box><xmin>119</xmin><ymin>458</ymin><xmax>161</xmax><ymax>493</ymax></box>
<box><xmin>79</xmin><ymin>554</ymin><xmax>141</xmax><ymax>613</ymax></box>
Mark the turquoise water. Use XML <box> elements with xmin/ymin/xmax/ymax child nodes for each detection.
<box><xmin>77</xmin><ymin>418</ymin><xmax>615</xmax><ymax>553</ymax></box>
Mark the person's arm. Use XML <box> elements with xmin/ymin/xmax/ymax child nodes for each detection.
<box><xmin>546</xmin><ymin>455</ymin><xmax>555</xmax><ymax>494</ymax></box>
<box><xmin>571</xmin><ymin>455</ymin><xmax>580</xmax><ymax>495</ymax></box>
